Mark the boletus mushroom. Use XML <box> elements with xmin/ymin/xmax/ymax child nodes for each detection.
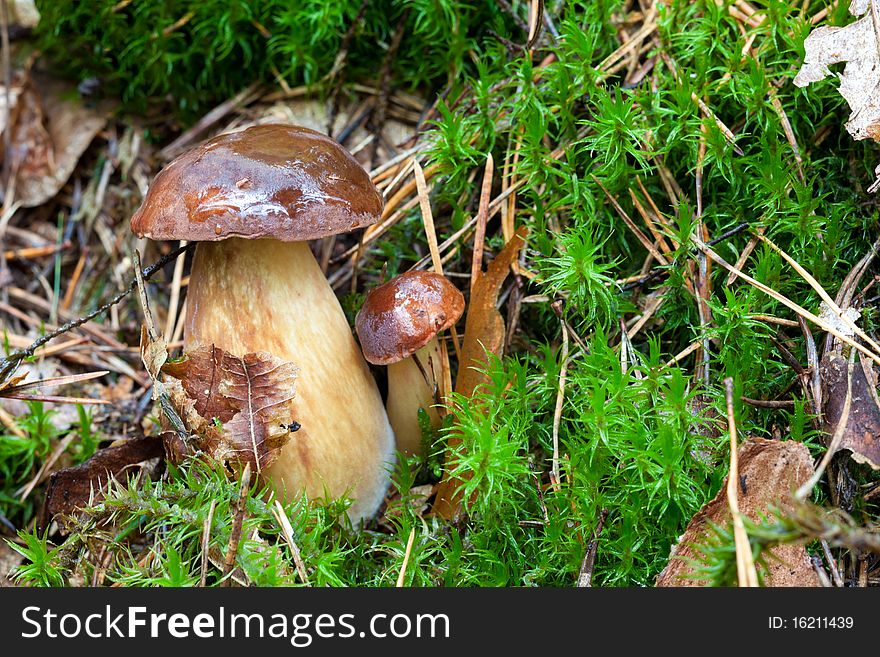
<box><xmin>355</xmin><ymin>271</ymin><xmax>464</xmax><ymax>456</ymax></box>
<box><xmin>131</xmin><ymin>123</ymin><xmax>395</xmax><ymax>521</ymax></box>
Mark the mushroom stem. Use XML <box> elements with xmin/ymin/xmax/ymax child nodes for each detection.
<box><xmin>184</xmin><ymin>237</ymin><xmax>395</xmax><ymax>521</ymax></box>
<box><xmin>385</xmin><ymin>336</ymin><xmax>444</xmax><ymax>457</ymax></box>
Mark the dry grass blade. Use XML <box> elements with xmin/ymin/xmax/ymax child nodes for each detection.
<box><xmin>663</xmin><ymin>340</ymin><xmax>701</xmax><ymax>368</ymax></box>
<box><xmin>797</xmin><ymin>351</ymin><xmax>855</xmax><ymax>499</ymax></box>
<box><xmin>272</xmin><ymin>499</ymin><xmax>311</xmax><ymax>586</ymax></box>
<box><xmin>694</xmin><ymin>237</ymin><xmax>880</xmax><ymax>368</ymax></box>
<box><xmin>164</xmin><ymin>239</ymin><xmax>188</xmax><ymax>343</ymax></box>
<box><xmin>724</xmin><ymin>377</ymin><xmax>759</xmax><ymax>587</ymax></box>
<box><xmin>594</xmin><ymin>176</ymin><xmax>669</xmax><ymax>267</ymax></box>
<box><xmin>471</xmin><ymin>153</ymin><xmax>494</xmax><ymax>293</ymax></box>
<box><xmin>0</xmin><ymin>370</ymin><xmax>109</xmax><ymax>404</ymax></box>
<box><xmin>550</xmin><ymin>316</ymin><xmax>569</xmax><ymax>492</ymax></box>
<box><xmin>221</xmin><ymin>463</ymin><xmax>251</xmax><ymax>587</ymax></box>
<box><xmin>17</xmin><ymin>434</ymin><xmax>76</xmax><ymax>501</ymax></box>
<box><xmin>200</xmin><ymin>499</ymin><xmax>217</xmax><ymax>587</ymax></box>
<box><xmin>0</xmin><ymin>404</ymin><xmax>25</xmax><ymax>438</ymax></box>
<box><xmin>413</xmin><ymin>158</ymin><xmax>462</xmax><ymax>360</ymax></box>
<box><xmin>413</xmin><ymin>159</ymin><xmax>443</xmax><ymax>274</ymax></box>
<box><xmin>396</xmin><ymin>526</ymin><xmax>416</xmax><ymax>587</ymax></box>
<box><xmin>756</xmin><ymin>232</ymin><xmax>880</xmax><ymax>356</ymax></box>
<box><xmin>0</xmin><ymin>370</ymin><xmax>108</xmax><ymax>394</ymax></box>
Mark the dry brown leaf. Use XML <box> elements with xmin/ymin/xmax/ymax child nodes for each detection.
<box><xmin>162</xmin><ymin>345</ymin><xmax>298</xmax><ymax>472</ymax></box>
<box><xmin>432</xmin><ymin>226</ymin><xmax>528</xmax><ymax>520</ymax></box>
<box><xmin>455</xmin><ymin>225</ymin><xmax>529</xmax><ymax>399</ymax></box>
<box><xmin>139</xmin><ymin>325</ymin><xmax>168</xmax><ymax>381</ymax></box>
<box><xmin>162</xmin><ymin>345</ymin><xmax>238</xmax><ymax>424</ymax></box>
<box><xmin>794</xmin><ymin>0</ymin><xmax>880</xmax><ymax>190</ymax></box>
<box><xmin>821</xmin><ymin>352</ymin><xmax>880</xmax><ymax>469</ymax></box>
<box><xmin>41</xmin><ymin>435</ymin><xmax>164</xmax><ymax>529</ymax></box>
<box><xmin>656</xmin><ymin>437</ymin><xmax>819</xmax><ymax>587</ymax></box>
<box><xmin>7</xmin><ymin>72</ymin><xmax>109</xmax><ymax>207</ymax></box>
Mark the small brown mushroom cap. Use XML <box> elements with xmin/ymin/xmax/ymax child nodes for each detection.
<box><xmin>356</xmin><ymin>271</ymin><xmax>465</xmax><ymax>365</ymax></box>
<box><xmin>130</xmin><ymin>124</ymin><xmax>383</xmax><ymax>242</ymax></box>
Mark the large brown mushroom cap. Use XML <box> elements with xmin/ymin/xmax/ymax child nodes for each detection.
<box><xmin>356</xmin><ymin>271</ymin><xmax>465</xmax><ymax>365</ymax></box>
<box><xmin>130</xmin><ymin>124</ymin><xmax>383</xmax><ymax>242</ymax></box>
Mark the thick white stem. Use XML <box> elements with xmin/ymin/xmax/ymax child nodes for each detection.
<box><xmin>185</xmin><ymin>238</ymin><xmax>395</xmax><ymax>521</ymax></box>
<box><xmin>386</xmin><ymin>337</ymin><xmax>443</xmax><ymax>457</ymax></box>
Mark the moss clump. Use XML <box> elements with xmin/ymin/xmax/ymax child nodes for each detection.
<box><xmin>35</xmin><ymin>0</ymin><xmax>513</xmax><ymax>121</ymax></box>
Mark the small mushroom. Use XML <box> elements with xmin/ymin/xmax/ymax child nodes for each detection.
<box><xmin>131</xmin><ymin>123</ymin><xmax>395</xmax><ymax>521</ymax></box>
<box><xmin>355</xmin><ymin>271</ymin><xmax>465</xmax><ymax>456</ymax></box>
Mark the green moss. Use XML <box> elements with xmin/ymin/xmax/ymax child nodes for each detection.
<box><xmin>35</xmin><ymin>0</ymin><xmax>513</xmax><ymax>121</ymax></box>
<box><xmin>8</xmin><ymin>0</ymin><xmax>879</xmax><ymax>586</ymax></box>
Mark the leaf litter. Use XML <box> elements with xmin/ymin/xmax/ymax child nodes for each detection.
<box><xmin>656</xmin><ymin>437</ymin><xmax>818</xmax><ymax>587</ymax></box>
<box><xmin>795</xmin><ymin>0</ymin><xmax>880</xmax><ymax>191</ymax></box>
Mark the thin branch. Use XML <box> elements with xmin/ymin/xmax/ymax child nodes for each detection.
<box><xmin>0</xmin><ymin>242</ymin><xmax>196</xmax><ymax>382</ymax></box>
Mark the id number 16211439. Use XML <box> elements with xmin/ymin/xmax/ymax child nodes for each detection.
<box><xmin>769</xmin><ymin>617</ymin><xmax>854</xmax><ymax>630</ymax></box>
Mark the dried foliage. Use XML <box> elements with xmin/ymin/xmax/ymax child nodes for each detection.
<box><xmin>160</xmin><ymin>345</ymin><xmax>298</xmax><ymax>473</ymax></box>
<box><xmin>41</xmin><ymin>435</ymin><xmax>163</xmax><ymax>526</ymax></box>
<box><xmin>821</xmin><ymin>353</ymin><xmax>880</xmax><ymax>469</ymax></box>
<box><xmin>432</xmin><ymin>226</ymin><xmax>528</xmax><ymax>520</ymax></box>
<box><xmin>657</xmin><ymin>438</ymin><xmax>818</xmax><ymax>587</ymax></box>
<box><xmin>795</xmin><ymin>0</ymin><xmax>880</xmax><ymax>190</ymax></box>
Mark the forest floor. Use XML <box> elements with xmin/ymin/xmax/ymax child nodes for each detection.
<box><xmin>1</xmin><ymin>0</ymin><xmax>879</xmax><ymax>587</ymax></box>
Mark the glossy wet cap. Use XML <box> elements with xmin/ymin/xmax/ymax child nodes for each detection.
<box><xmin>356</xmin><ymin>271</ymin><xmax>465</xmax><ymax>365</ymax></box>
<box><xmin>131</xmin><ymin>124</ymin><xmax>383</xmax><ymax>242</ymax></box>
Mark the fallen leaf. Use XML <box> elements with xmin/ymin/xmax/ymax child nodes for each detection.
<box><xmin>41</xmin><ymin>435</ymin><xmax>164</xmax><ymax>528</ymax></box>
<box><xmin>162</xmin><ymin>345</ymin><xmax>298</xmax><ymax>472</ymax></box>
<box><xmin>5</xmin><ymin>72</ymin><xmax>110</xmax><ymax>207</ymax></box>
<box><xmin>432</xmin><ymin>226</ymin><xmax>528</xmax><ymax>519</ymax></box>
<box><xmin>162</xmin><ymin>345</ymin><xmax>238</xmax><ymax>424</ymax></box>
<box><xmin>794</xmin><ymin>0</ymin><xmax>880</xmax><ymax>190</ymax></box>
<box><xmin>456</xmin><ymin>225</ymin><xmax>529</xmax><ymax>399</ymax></box>
<box><xmin>9</xmin><ymin>0</ymin><xmax>39</xmax><ymax>30</ymax></box>
<box><xmin>139</xmin><ymin>324</ymin><xmax>168</xmax><ymax>381</ymax></box>
<box><xmin>821</xmin><ymin>352</ymin><xmax>880</xmax><ymax>469</ymax></box>
<box><xmin>656</xmin><ymin>437</ymin><xmax>819</xmax><ymax>587</ymax></box>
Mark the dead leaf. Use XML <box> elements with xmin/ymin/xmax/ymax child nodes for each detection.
<box><xmin>656</xmin><ymin>437</ymin><xmax>819</xmax><ymax>587</ymax></box>
<box><xmin>162</xmin><ymin>345</ymin><xmax>298</xmax><ymax>472</ymax></box>
<box><xmin>794</xmin><ymin>0</ymin><xmax>880</xmax><ymax>190</ymax></box>
<box><xmin>821</xmin><ymin>352</ymin><xmax>880</xmax><ymax>469</ymax></box>
<box><xmin>432</xmin><ymin>226</ymin><xmax>528</xmax><ymax>519</ymax></box>
<box><xmin>456</xmin><ymin>225</ymin><xmax>529</xmax><ymax>399</ymax></box>
<box><xmin>4</xmin><ymin>72</ymin><xmax>109</xmax><ymax>207</ymax></box>
<box><xmin>162</xmin><ymin>345</ymin><xmax>238</xmax><ymax>424</ymax></box>
<box><xmin>41</xmin><ymin>435</ymin><xmax>164</xmax><ymax>529</ymax></box>
<box><xmin>139</xmin><ymin>325</ymin><xmax>168</xmax><ymax>381</ymax></box>
<box><xmin>9</xmin><ymin>1</ymin><xmax>39</xmax><ymax>30</ymax></box>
